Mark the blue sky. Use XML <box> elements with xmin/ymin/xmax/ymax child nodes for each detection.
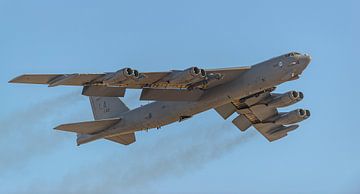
<box><xmin>0</xmin><ymin>0</ymin><xmax>359</xmax><ymax>193</ymax></box>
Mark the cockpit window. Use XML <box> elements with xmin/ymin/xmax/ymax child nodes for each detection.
<box><xmin>285</xmin><ymin>52</ymin><xmax>301</xmax><ymax>57</ymax></box>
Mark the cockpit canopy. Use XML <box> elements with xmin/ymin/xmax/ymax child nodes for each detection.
<box><xmin>285</xmin><ymin>52</ymin><xmax>301</xmax><ymax>57</ymax></box>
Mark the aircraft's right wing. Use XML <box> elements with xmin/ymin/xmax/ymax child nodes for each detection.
<box><xmin>215</xmin><ymin>88</ymin><xmax>310</xmax><ymax>142</ymax></box>
<box><xmin>9</xmin><ymin>74</ymin><xmax>104</xmax><ymax>86</ymax></box>
<box><xmin>9</xmin><ymin>66</ymin><xmax>251</xmax><ymax>99</ymax></box>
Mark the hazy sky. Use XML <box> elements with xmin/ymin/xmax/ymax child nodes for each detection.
<box><xmin>1</xmin><ymin>0</ymin><xmax>359</xmax><ymax>193</ymax></box>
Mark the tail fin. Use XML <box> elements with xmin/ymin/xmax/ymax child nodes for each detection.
<box><xmin>74</xmin><ymin>97</ymin><xmax>134</xmax><ymax>146</ymax></box>
<box><xmin>89</xmin><ymin>96</ymin><xmax>130</xmax><ymax>120</ymax></box>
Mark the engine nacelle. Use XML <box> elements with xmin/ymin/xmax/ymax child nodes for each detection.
<box><xmin>274</xmin><ymin>109</ymin><xmax>310</xmax><ymax>125</ymax></box>
<box><xmin>103</xmin><ymin>68</ymin><xmax>138</xmax><ymax>85</ymax></box>
<box><xmin>168</xmin><ymin>67</ymin><xmax>206</xmax><ymax>84</ymax></box>
<box><xmin>267</xmin><ymin>91</ymin><xmax>304</xmax><ymax>108</ymax></box>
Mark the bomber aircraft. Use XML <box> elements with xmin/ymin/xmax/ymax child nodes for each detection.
<box><xmin>9</xmin><ymin>52</ymin><xmax>311</xmax><ymax>146</ymax></box>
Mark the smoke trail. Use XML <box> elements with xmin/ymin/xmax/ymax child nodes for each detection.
<box><xmin>0</xmin><ymin>91</ymin><xmax>82</xmax><ymax>138</ymax></box>
<box><xmin>0</xmin><ymin>91</ymin><xmax>145</xmax><ymax>173</ymax></box>
<box><xmin>2</xmin><ymin>91</ymin><xmax>257</xmax><ymax>193</ymax></box>
<box><xmin>30</xmin><ymin>121</ymin><xmax>257</xmax><ymax>194</ymax></box>
<box><xmin>99</xmin><ymin>124</ymin><xmax>256</xmax><ymax>191</ymax></box>
<box><xmin>102</xmin><ymin>128</ymin><xmax>256</xmax><ymax>191</ymax></box>
<box><xmin>0</xmin><ymin>91</ymin><xmax>87</xmax><ymax>172</ymax></box>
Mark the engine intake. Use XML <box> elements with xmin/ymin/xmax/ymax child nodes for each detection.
<box><xmin>103</xmin><ymin>68</ymin><xmax>139</xmax><ymax>85</ymax></box>
<box><xmin>167</xmin><ymin>67</ymin><xmax>206</xmax><ymax>84</ymax></box>
<box><xmin>274</xmin><ymin>109</ymin><xmax>310</xmax><ymax>125</ymax></box>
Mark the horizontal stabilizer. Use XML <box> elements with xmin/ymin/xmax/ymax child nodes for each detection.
<box><xmin>140</xmin><ymin>88</ymin><xmax>204</xmax><ymax>101</ymax></box>
<box><xmin>54</xmin><ymin>118</ymin><xmax>121</xmax><ymax>134</ymax></box>
<box><xmin>105</xmin><ymin>133</ymin><xmax>136</xmax><ymax>145</ymax></box>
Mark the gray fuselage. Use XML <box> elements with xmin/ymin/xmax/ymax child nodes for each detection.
<box><xmin>103</xmin><ymin>53</ymin><xmax>311</xmax><ymax>138</ymax></box>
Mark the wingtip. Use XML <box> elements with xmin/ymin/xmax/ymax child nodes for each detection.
<box><xmin>8</xmin><ymin>74</ymin><xmax>29</xmax><ymax>83</ymax></box>
<box><xmin>53</xmin><ymin>125</ymin><xmax>63</xmax><ymax>130</ymax></box>
<box><xmin>8</xmin><ymin>76</ymin><xmax>20</xmax><ymax>83</ymax></box>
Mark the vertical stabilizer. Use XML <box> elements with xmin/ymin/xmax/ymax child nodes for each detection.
<box><xmin>89</xmin><ymin>97</ymin><xmax>130</xmax><ymax>120</ymax></box>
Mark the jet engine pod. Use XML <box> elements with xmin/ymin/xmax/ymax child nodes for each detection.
<box><xmin>103</xmin><ymin>68</ymin><xmax>134</xmax><ymax>85</ymax></box>
<box><xmin>274</xmin><ymin>109</ymin><xmax>310</xmax><ymax>125</ymax></box>
<box><xmin>267</xmin><ymin>91</ymin><xmax>303</xmax><ymax>108</ymax></box>
<box><xmin>168</xmin><ymin>67</ymin><xmax>206</xmax><ymax>84</ymax></box>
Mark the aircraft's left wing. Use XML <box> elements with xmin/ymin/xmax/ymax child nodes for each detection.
<box><xmin>234</xmin><ymin>103</ymin><xmax>301</xmax><ymax>142</ymax></box>
<box><xmin>215</xmin><ymin>88</ymin><xmax>310</xmax><ymax>142</ymax></box>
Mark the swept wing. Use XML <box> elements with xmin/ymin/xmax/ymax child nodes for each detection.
<box><xmin>9</xmin><ymin>66</ymin><xmax>250</xmax><ymax>91</ymax></box>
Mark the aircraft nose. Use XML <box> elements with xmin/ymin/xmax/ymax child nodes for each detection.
<box><xmin>301</xmin><ymin>54</ymin><xmax>311</xmax><ymax>65</ymax></box>
<box><xmin>293</xmin><ymin>53</ymin><xmax>311</xmax><ymax>75</ymax></box>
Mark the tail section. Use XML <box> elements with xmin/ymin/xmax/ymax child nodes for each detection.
<box><xmin>89</xmin><ymin>96</ymin><xmax>130</xmax><ymax>120</ymax></box>
<box><xmin>75</xmin><ymin>97</ymin><xmax>136</xmax><ymax>146</ymax></box>
<box><xmin>56</xmin><ymin>96</ymin><xmax>135</xmax><ymax>146</ymax></box>
<box><xmin>54</xmin><ymin>118</ymin><xmax>122</xmax><ymax>145</ymax></box>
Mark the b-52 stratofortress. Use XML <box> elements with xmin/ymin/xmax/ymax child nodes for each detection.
<box><xmin>9</xmin><ymin>52</ymin><xmax>311</xmax><ymax>146</ymax></box>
